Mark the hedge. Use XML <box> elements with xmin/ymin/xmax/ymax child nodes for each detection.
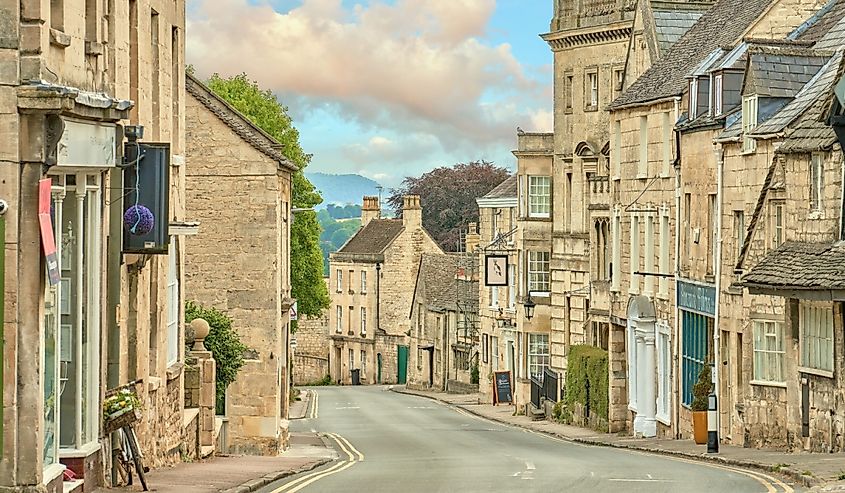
<box><xmin>564</xmin><ymin>345</ymin><xmax>609</xmax><ymax>422</ymax></box>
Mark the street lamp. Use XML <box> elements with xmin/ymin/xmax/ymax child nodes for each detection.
<box><xmin>524</xmin><ymin>293</ymin><xmax>536</xmax><ymax>321</ymax></box>
<box><xmin>495</xmin><ymin>308</ymin><xmax>512</xmax><ymax>329</ymax></box>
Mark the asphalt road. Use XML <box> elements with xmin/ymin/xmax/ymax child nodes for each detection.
<box><xmin>262</xmin><ymin>386</ymin><xmax>799</xmax><ymax>493</ymax></box>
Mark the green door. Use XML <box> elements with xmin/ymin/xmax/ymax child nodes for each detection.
<box><xmin>397</xmin><ymin>346</ymin><xmax>409</xmax><ymax>384</ymax></box>
<box><xmin>377</xmin><ymin>353</ymin><xmax>383</xmax><ymax>384</ymax></box>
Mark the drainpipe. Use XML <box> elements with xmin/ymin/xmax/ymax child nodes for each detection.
<box><xmin>375</xmin><ymin>262</ymin><xmax>381</xmax><ymax>331</ymax></box>
<box><xmin>672</xmin><ymin>97</ymin><xmax>682</xmax><ymax>438</ymax></box>
<box><xmin>712</xmin><ymin>142</ymin><xmax>725</xmax><ymax>452</ymax></box>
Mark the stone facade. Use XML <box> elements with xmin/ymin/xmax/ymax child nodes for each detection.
<box><xmin>328</xmin><ymin>196</ymin><xmax>443</xmax><ymax>385</ymax></box>
<box><xmin>183</xmin><ymin>73</ymin><xmax>295</xmax><ymax>456</ymax></box>
<box><xmin>0</xmin><ymin>0</ymin><xmax>187</xmax><ymax>489</ymax></box>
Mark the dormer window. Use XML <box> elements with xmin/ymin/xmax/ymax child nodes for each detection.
<box><xmin>714</xmin><ymin>74</ymin><xmax>723</xmax><ymax>116</ymax></box>
<box><xmin>742</xmin><ymin>95</ymin><xmax>758</xmax><ymax>152</ymax></box>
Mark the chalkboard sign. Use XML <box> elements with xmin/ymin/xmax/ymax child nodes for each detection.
<box><xmin>493</xmin><ymin>371</ymin><xmax>513</xmax><ymax>406</ymax></box>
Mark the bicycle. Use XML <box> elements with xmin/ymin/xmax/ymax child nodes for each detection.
<box><xmin>112</xmin><ymin>423</ymin><xmax>148</xmax><ymax>491</ymax></box>
<box><xmin>105</xmin><ymin>380</ymin><xmax>148</xmax><ymax>491</ymax></box>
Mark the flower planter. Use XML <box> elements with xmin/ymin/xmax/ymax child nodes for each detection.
<box><xmin>692</xmin><ymin>410</ymin><xmax>708</xmax><ymax>445</ymax></box>
<box><xmin>104</xmin><ymin>407</ymin><xmax>141</xmax><ymax>435</ymax></box>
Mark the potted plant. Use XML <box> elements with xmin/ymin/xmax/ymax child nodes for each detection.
<box><xmin>691</xmin><ymin>364</ymin><xmax>712</xmax><ymax>445</ymax></box>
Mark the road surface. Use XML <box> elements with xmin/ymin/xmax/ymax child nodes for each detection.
<box><xmin>261</xmin><ymin>386</ymin><xmax>798</xmax><ymax>493</ymax></box>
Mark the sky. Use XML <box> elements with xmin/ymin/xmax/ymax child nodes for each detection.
<box><xmin>186</xmin><ymin>0</ymin><xmax>554</xmax><ymax>188</ymax></box>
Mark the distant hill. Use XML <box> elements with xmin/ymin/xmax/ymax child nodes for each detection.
<box><xmin>307</xmin><ymin>172</ymin><xmax>383</xmax><ymax>208</ymax></box>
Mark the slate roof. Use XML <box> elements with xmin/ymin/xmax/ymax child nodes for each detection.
<box><xmin>815</xmin><ymin>12</ymin><xmax>845</xmax><ymax>50</ymax></box>
<box><xmin>743</xmin><ymin>241</ymin><xmax>845</xmax><ymax>290</ymax></box>
<box><xmin>744</xmin><ymin>46</ymin><xmax>830</xmax><ymax>98</ymax></box>
<box><xmin>653</xmin><ymin>8</ymin><xmax>707</xmax><ymax>54</ymax></box>
<box><xmin>793</xmin><ymin>0</ymin><xmax>845</xmax><ymax>44</ymax></box>
<box><xmin>336</xmin><ymin>219</ymin><xmax>404</xmax><ymax>255</ymax></box>
<box><xmin>609</xmin><ymin>0</ymin><xmax>775</xmax><ymax>110</ymax></box>
<box><xmin>482</xmin><ymin>175</ymin><xmax>517</xmax><ymax>199</ymax></box>
<box><xmin>415</xmin><ymin>254</ymin><xmax>479</xmax><ymax>313</ymax></box>
<box><xmin>185</xmin><ymin>73</ymin><xmax>297</xmax><ymax>172</ymax></box>
<box><xmin>751</xmin><ymin>51</ymin><xmax>843</xmax><ymax>136</ymax></box>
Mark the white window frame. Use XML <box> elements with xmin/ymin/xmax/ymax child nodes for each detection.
<box><xmin>659</xmin><ymin>209</ymin><xmax>669</xmax><ymax>297</ymax></box>
<box><xmin>336</xmin><ymin>269</ymin><xmax>342</xmax><ymax>293</ymax></box>
<box><xmin>48</xmin><ymin>171</ymin><xmax>103</xmax><ymax>453</ymax></box>
<box><xmin>629</xmin><ymin>214</ymin><xmax>640</xmax><ymax>294</ymax></box>
<box><xmin>644</xmin><ymin>215</ymin><xmax>655</xmax><ymax>296</ymax></box>
<box><xmin>166</xmin><ymin>238</ymin><xmax>180</xmax><ymax>366</ymax></box>
<box><xmin>810</xmin><ymin>152</ymin><xmax>824</xmax><ymax>213</ymax></box>
<box><xmin>528</xmin><ymin>176</ymin><xmax>551</xmax><ymax>218</ymax></box>
<box><xmin>508</xmin><ymin>264</ymin><xmax>516</xmax><ymax>309</ymax></box>
<box><xmin>734</xmin><ymin>210</ymin><xmax>745</xmax><ymax>263</ymax></box>
<box><xmin>742</xmin><ymin>95</ymin><xmax>758</xmax><ymax>153</ymax></box>
<box><xmin>527</xmin><ymin>251</ymin><xmax>550</xmax><ymax>294</ymax></box>
<box><xmin>612</xmin><ymin>211</ymin><xmax>621</xmax><ymax>291</ymax></box>
<box><xmin>361</xmin><ymin>350</ymin><xmax>367</xmax><ymax>378</ymax></box>
<box><xmin>527</xmin><ymin>333</ymin><xmax>550</xmax><ymax>381</ymax></box>
<box><xmin>361</xmin><ymin>270</ymin><xmax>367</xmax><ymax>294</ymax></box>
<box><xmin>689</xmin><ymin>79</ymin><xmax>698</xmax><ymax>119</ymax></box>
<box><xmin>587</xmin><ymin>71</ymin><xmax>598</xmax><ymax>107</ymax></box>
<box><xmin>799</xmin><ymin>303</ymin><xmax>834</xmax><ymax>377</ymax></box>
<box><xmin>714</xmin><ymin>74</ymin><xmax>723</xmax><ymax>115</ymax></box>
<box><xmin>661</xmin><ymin>111</ymin><xmax>672</xmax><ymax>176</ymax></box>
<box><xmin>752</xmin><ymin>319</ymin><xmax>786</xmax><ymax>386</ymax></box>
<box><xmin>336</xmin><ymin>305</ymin><xmax>343</xmax><ymax>333</ymax></box>
<box><xmin>656</xmin><ymin>321</ymin><xmax>671</xmax><ymax>425</ymax></box>
<box><xmin>360</xmin><ymin>307</ymin><xmax>367</xmax><ymax>336</ymax></box>
<box><xmin>611</xmin><ymin>120</ymin><xmax>621</xmax><ymax>180</ymax></box>
<box><xmin>490</xmin><ymin>286</ymin><xmax>499</xmax><ymax>308</ymax></box>
<box><xmin>492</xmin><ymin>336</ymin><xmax>499</xmax><ymax>371</ymax></box>
<box><xmin>518</xmin><ymin>175</ymin><xmax>525</xmax><ymax>217</ymax></box>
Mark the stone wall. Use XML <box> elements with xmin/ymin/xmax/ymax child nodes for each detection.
<box><xmin>294</xmin><ymin>313</ymin><xmax>330</xmax><ymax>385</ymax></box>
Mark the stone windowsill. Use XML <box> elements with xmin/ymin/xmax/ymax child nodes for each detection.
<box><xmin>49</xmin><ymin>28</ymin><xmax>71</xmax><ymax>48</ymax></box>
<box><xmin>59</xmin><ymin>441</ymin><xmax>100</xmax><ymax>459</ymax></box>
<box><xmin>147</xmin><ymin>376</ymin><xmax>162</xmax><ymax>392</ymax></box>
<box><xmin>167</xmin><ymin>361</ymin><xmax>184</xmax><ymax>381</ymax></box>
<box><xmin>750</xmin><ymin>379</ymin><xmax>787</xmax><ymax>389</ymax></box>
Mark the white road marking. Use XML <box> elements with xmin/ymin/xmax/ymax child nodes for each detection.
<box><xmin>308</xmin><ymin>391</ymin><xmax>318</xmax><ymax>419</ymax></box>
<box><xmin>608</xmin><ymin>479</ymin><xmax>677</xmax><ymax>482</ymax></box>
<box><xmin>270</xmin><ymin>433</ymin><xmax>363</xmax><ymax>493</ymax></box>
<box><xmin>525</xmin><ymin>461</ymin><xmax>535</xmax><ymax>470</ymax></box>
<box><xmin>647</xmin><ymin>473</ymin><xmax>652</xmax><ymax>479</ymax></box>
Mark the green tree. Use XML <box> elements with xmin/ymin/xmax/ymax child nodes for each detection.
<box><xmin>206</xmin><ymin>73</ymin><xmax>329</xmax><ymax>317</ymax></box>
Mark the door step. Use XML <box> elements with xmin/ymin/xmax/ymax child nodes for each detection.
<box><xmin>63</xmin><ymin>479</ymin><xmax>84</xmax><ymax>493</ymax></box>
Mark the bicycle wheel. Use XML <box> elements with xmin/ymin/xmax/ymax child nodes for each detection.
<box><xmin>124</xmin><ymin>426</ymin><xmax>148</xmax><ymax>491</ymax></box>
<box><xmin>112</xmin><ymin>447</ymin><xmax>133</xmax><ymax>486</ymax></box>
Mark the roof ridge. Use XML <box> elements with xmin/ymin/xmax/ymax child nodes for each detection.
<box><xmin>186</xmin><ymin>73</ymin><xmax>297</xmax><ymax>172</ymax></box>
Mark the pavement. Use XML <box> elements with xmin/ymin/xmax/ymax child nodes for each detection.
<box><xmin>94</xmin><ymin>390</ymin><xmax>333</xmax><ymax>493</ymax></box>
<box><xmin>392</xmin><ymin>386</ymin><xmax>845</xmax><ymax>491</ymax></box>
<box><xmin>259</xmin><ymin>385</ymin><xmax>800</xmax><ymax>492</ymax></box>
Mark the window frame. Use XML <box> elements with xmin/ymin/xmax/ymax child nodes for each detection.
<box><xmin>336</xmin><ymin>269</ymin><xmax>342</xmax><ymax>293</ymax></box>
<box><xmin>336</xmin><ymin>305</ymin><xmax>343</xmax><ymax>333</ymax></box>
<box><xmin>527</xmin><ymin>175</ymin><xmax>551</xmax><ymax>218</ymax></box>
<box><xmin>810</xmin><ymin>152</ymin><xmax>824</xmax><ymax>213</ymax></box>
<box><xmin>527</xmin><ymin>251</ymin><xmax>551</xmax><ymax>294</ymax></box>
<box><xmin>769</xmin><ymin>200</ymin><xmax>784</xmax><ymax>249</ymax></box>
<box><xmin>656</xmin><ymin>321</ymin><xmax>672</xmax><ymax>425</ymax></box>
<box><xmin>799</xmin><ymin>302</ymin><xmax>834</xmax><ymax>377</ymax></box>
<box><xmin>166</xmin><ymin>238</ymin><xmax>180</xmax><ymax>367</ymax></box>
<box><xmin>584</xmin><ymin>67</ymin><xmax>599</xmax><ymax>110</ymax></box>
<box><xmin>360</xmin><ymin>307</ymin><xmax>367</xmax><ymax>336</ymax></box>
<box><xmin>742</xmin><ymin>95</ymin><xmax>758</xmax><ymax>153</ymax></box>
<box><xmin>751</xmin><ymin>319</ymin><xmax>786</xmax><ymax>386</ymax></box>
<box><xmin>361</xmin><ymin>270</ymin><xmax>367</xmax><ymax>294</ymax></box>
<box><xmin>714</xmin><ymin>74</ymin><xmax>723</xmax><ymax>116</ymax></box>
<box><xmin>527</xmin><ymin>333</ymin><xmax>550</xmax><ymax>382</ymax></box>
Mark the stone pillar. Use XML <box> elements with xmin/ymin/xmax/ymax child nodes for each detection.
<box><xmin>188</xmin><ymin>318</ymin><xmax>216</xmax><ymax>448</ymax></box>
<box><xmin>641</xmin><ymin>330</ymin><xmax>657</xmax><ymax>438</ymax></box>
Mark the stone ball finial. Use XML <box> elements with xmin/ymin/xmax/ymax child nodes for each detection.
<box><xmin>190</xmin><ymin>318</ymin><xmax>210</xmax><ymax>351</ymax></box>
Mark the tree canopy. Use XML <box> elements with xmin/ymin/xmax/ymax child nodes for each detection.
<box><xmin>206</xmin><ymin>73</ymin><xmax>329</xmax><ymax>318</ymax></box>
<box><xmin>388</xmin><ymin>161</ymin><xmax>510</xmax><ymax>252</ymax></box>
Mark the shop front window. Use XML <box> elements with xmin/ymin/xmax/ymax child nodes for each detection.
<box><xmin>44</xmin><ymin>172</ymin><xmax>102</xmax><ymax>454</ymax></box>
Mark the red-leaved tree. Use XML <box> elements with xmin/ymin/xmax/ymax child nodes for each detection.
<box><xmin>388</xmin><ymin>161</ymin><xmax>510</xmax><ymax>252</ymax></box>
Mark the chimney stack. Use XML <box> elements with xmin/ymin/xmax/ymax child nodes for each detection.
<box><xmin>361</xmin><ymin>196</ymin><xmax>380</xmax><ymax>226</ymax></box>
<box><xmin>402</xmin><ymin>195</ymin><xmax>422</xmax><ymax>228</ymax></box>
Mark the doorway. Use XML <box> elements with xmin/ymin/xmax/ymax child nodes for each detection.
<box><xmin>377</xmin><ymin>353</ymin><xmax>383</xmax><ymax>384</ymax></box>
<box><xmin>397</xmin><ymin>345</ymin><xmax>409</xmax><ymax>384</ymax></box>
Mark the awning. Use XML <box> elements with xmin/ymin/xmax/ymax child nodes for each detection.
<box><xmin>742</xmin><ymin>241</ymin><xmax>845</xmax><ymax>299</ymax></box>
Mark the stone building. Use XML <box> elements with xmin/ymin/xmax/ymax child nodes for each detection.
<box><xmin>0</xmin><ymin>0</ymin><xmax>188</xmax><ymax>488</ymax></box>
<box><xmin>476</xmin><ymin>176</ymin><xmax>518</xmax><ymax>404</ymax></box>
<box><xmin>184</xmin><ymin>73</ymin><xmax>296</xmax><ymax>455</ymax></box>
<box><xmin>511</xmin><ymin>132</ymin><xmax>554</xmax><ymax>408</ymax></box>
<box><xmin>408</xmin><ymin>253</ymin><xmax>479</xmax><ymax>393</ymax></box>
<box><xmin>607</xmin><ymin>0</ymin><xmax>832</xmax><ymax>441</ymax></box>
<box><xmin>328</xmin><ymin>196</ymin><xmax>442</xmax><ymax>385</ymax></box>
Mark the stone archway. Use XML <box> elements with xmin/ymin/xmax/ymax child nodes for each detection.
<box><xmin>627</xmin><ymin>295</ymin><xmax>657</xmax><ymax>437</ymax></box>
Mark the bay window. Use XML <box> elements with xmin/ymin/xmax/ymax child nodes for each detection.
<box><xmin>800</xmin><ymin>303</ymin><xmax>834</xmax><ymax>375</ymax></box>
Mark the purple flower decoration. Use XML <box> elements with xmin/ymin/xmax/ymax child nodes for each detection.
<box><xmin>123</xmin><ymin>205</ymin><xmax>155</xmax><ymax>235</ymax></box>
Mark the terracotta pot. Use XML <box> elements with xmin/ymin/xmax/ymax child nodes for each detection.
<box><xmin>692</xmin><ymin>411</ymin><xmax>708</xmax><ymax>444</ymax></box>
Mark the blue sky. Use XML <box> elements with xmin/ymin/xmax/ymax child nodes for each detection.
<box><xmin>187</xmin><ymin>0</ymin><xmax>554</xmax><ymax>188</ymax></box>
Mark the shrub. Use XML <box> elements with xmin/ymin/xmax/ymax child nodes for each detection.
<box><xmin>185</xmin><ymin>301</ymin><xmax>248</xmax><ymax>410</ymax></box>
<box><xmin>691</xmin><ymin>364</ymin><xmax>712</xmax><ymax>412</ymax></box>
<box><xmin>470</xmin><ymin>360</ymin><xmax>479</xmax><ymax>384</ymax></box>
<box><xmin>564</xmin><ymin>345</ymin><xmax>609</xmax><ymax>422</ymax></box>
<box><xmin>306</xmin><ymin>375</ymin><xmax>334</xmax><ymax>386</ymax></box>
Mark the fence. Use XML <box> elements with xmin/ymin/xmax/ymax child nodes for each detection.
<box><xmin>530</xmin><ymin>377</ymin><xmax>542</xmax><ymax>409</ymax></box>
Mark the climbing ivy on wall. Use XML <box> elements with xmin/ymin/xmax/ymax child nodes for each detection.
<box><xmin>563</xmin><ymin>345</ymin><xmax>609</xmax><ymax>427</ymax></box>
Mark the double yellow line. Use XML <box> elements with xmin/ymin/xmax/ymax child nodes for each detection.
<box><xmin>270</xmin><ymin>433</ymin><xmax>364</xmax><ymax>493</ymax></box>
<box><xmin>307</xmin><ymin>391</ymin><xmax>318</xmax><ymax>419</ymax></box>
